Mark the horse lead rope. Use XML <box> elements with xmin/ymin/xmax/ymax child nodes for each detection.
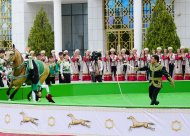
<box><xmin>116</xmin><ymin>63</ymin><xmax>135</xmax><ymax>106</ymax></box>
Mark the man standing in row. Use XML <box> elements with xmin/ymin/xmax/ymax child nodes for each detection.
<box><xmin>168</xmin><ymin>47</ymin><xmax>175</xmax><ymax>77</ymax></box>
<box><xmin>89</xmin><ymin>51</ymin><xmax>103</xmax><ymax>82</ymax></box>
<box><xmin>60</xmin><ymin>53</ymin><xmax>72</xmax><ymax>83</ymax></box>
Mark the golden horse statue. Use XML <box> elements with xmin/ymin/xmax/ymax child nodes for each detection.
<box><xmin>3</xmin><ymin>45</ymin><xmax>49</xmax><ymax>100</ymax></box>
<box><xmin>67</xmin><ymin>113</ymin><xmax>91</xmax><ymax>128</ymax></box>
<box><xmin>20</xmin><ymin>112</ymin><xmax>38</xmax><ymax>126</ymax></box>
<box><xmin>127</xmin><ymin>116</ymin><xmax>155</xmax><ymax>131</ymax></box>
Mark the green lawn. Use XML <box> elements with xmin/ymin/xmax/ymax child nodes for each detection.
<box><xmin>1</xmin><ymin>92</ymin><xmax>188</xmax><ymax>108</ymax></box>
<box><xmin>0</xmin><ymin>81</ymin><xmax>190</xmax><ymax>108</ymax></box>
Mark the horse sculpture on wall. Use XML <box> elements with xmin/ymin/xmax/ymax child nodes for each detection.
<box><xmin>127</xmin><ymin>116</ymin><xmax>155</xmax><ymax>131</ymax></box>
<box><xmin>67</xmin><ymin>113</ymin><xmax>91</xmax><ymax>128</ymax></box>
<box><xmin>3</xmin><ymin>44</ymin><xmax>50</xmax><ymax>101</ymax></box>
<box><xmin>20</xmin><ymin>112</ymin><xmax>38</xmax><ymax>126</ymax></box>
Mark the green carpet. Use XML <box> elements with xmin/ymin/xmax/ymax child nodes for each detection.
<box><xmin>0</xmin><ymin>81</ymin><xmax>190</xmax><ymax>108</ymax></box>
<box><xmin>1</xmin><ymin>92</ymin><xmax>188</xmax><ymax>108</ymax></box>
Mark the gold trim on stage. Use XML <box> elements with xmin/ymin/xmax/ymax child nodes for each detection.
<box><xmin>4</xmin><ymin>114</ymin><xmax>11</xmax><ymax>124</ymax></box>
<box><xmin>105</xmin><ymin>118</ymin><xmax>115</xmax><ymax>129</ymax></box>
<box><xmin>171</xmin><ymin>120</ymin><xmax>182</xmax><ymax>132</ymax></box>
<box><xmin>48</xmin><ymin>116</ymin><xmax>56</xmax><ymax>127</ymax></box>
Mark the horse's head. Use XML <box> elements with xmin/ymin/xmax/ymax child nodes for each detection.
<box><xmin>67</xmin><ymin>113</ymin><xmax>74</xmax><ymax>117</ymax></box>
<box><xmin>4</xmin><ymin>44</ymin><xmax>16</xmax><ymax>63</ymax></box>
<box><xmin>127</xmin><ymin>116</ymin><xmax>135</xmax><ymax>120</ymax></box>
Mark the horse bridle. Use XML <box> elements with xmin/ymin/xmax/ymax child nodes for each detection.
<box><xmin>13</xmin><ymin>50</ymin><xmax>26</xmax><ymax>71</ymax></box>
<box><xmin>6</xmin><ymin>49</ymin><xmax>28</xmax><ymax>81</ymax></box>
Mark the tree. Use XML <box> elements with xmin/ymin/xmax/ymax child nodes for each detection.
<box><xmin>28</xmin><ymin>8</ymin><xmax>54</xmax><ymax>56</ymax></box>
<box><xmin>144</xmin><ymin>0</ymin><xmax>180</xmax><ymax>52</ymax></box>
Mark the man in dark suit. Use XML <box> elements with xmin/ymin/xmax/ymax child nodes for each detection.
<box><xmin>136</xmin><ymin>55</ymin><xmax>175</xmax><ymax>105</ymax></box>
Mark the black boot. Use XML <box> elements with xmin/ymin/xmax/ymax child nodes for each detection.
<box><xmin>27</xmin><ymin>91</ymin><xmax>32</xmax><ymax>101</ymax></box>
<box><xmin>150</xmin><ymin>100</ymin><xmax>159</xmax><ymax>105</ymax></box>
<box><xmin>150</xmin><ymin>101</ymin><xmax>155</xmax><ymax>105</ymax></box>
<box><xmin>155</xmin><ymin>101</ymin><xmax>159</xmax><ymax>105</ymax></box>
<box><xmin>46</xmin><ymin>94</ymin><xmax>55</xmax><ymax>103</ymax></box>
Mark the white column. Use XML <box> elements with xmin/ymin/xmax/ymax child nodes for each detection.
<box><xmin>53</xmin><ymin>0</ymin><xmax>62</xmax><ymax>54</ymax></box>
<box><xmin>134</xmin><ymin>0</ymin><xmax>142</xmax><ymax>55</ymax></box>
<box><xmin>12</xmin><ymin>0</ymin><xmax>25</xmax><ymax>53</ymax></box>
<box><xmin>88</xmin><ymin>0</ymin><xmax>105</xmax><ymax>52</ymax></box>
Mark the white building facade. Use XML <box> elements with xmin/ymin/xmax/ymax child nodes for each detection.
<box><xmin>1</xmin><ymin>0</ymin><xmax>190</xmax><ymax>55</ymax></box>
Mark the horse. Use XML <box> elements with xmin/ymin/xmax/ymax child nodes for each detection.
<box><xmin>3</xmin><ymin>45</ymin><xmax>49</xmax><ymax>101</ymax></box>
<box><xmin>127</xmin><ymin>116</ymin><xmax>155</xmax><ymax>131</ymax></box>
<box><xmin>67</xmin><ymin>113</ymin><xmax>91</xmax><ymax>128</ymax></box>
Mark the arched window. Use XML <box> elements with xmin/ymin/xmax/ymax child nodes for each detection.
<box><xmin>105</xmin><ymin>0</ymin><xmax>134</xmax><ymax>29</ymax></box>
<box><xmin>0</xmin><ymin>0</ymin><xmax>12</xmax><ymax>42</ymax></box>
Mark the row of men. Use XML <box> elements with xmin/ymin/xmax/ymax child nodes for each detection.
<box><xmin>26</xmin><ymin>46</ymin><xmax>190</xmax><ymax>83</ymax></box>
<box><xmin>0</xmin><ymin>46</ymin><xmax>189</xmax><ymax>87</ymax></box>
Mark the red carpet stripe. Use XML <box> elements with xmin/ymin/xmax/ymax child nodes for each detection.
<box><xmin>0</xmin><ymin>132</ymin><xmax>74</xmax><ymax>136</ymax></box>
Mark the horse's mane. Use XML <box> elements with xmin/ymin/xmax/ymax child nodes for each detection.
<box><xmin>11</xmin><ymin>49</ymin><xmax>26</xmax><ymax>77</ymax></box>
<box><xmin>15</xmin><ymin>49</ymin><xmax>24</xmax><ymax>64</ymax></box>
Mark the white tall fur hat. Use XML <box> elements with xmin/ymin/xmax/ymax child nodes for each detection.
<box><xmin>168</xmin><ymin>47</ymin><xmax>173</xmax><ymax>50</ymax></box>
<box><xmin>157</xmin><ymin>47</ymin><xmax>162</xmax><ymax>50</ymax></box>
<box><xmin>144</xmin><ymin>48</ymin><xmax>149</xmax><ymax>51</ymax></box>
<box><xmin>110</xmin><ymin>48</ymin><xmax>115</xmax><ymax>52</ymax></box>
<box><xmin>30</xmin><ymin>50</ymin><xmax>35</xmax><ymax>54</ymax></box>
<box><xmin>121</xmin><ymin>48</ymin><xmax>126</xmax><ymax>53</ymax></box>
<box><xmin>40</xmin><ymin>50</ymin><xmax>45</xmax><ymax>54</ymax></box>
<box><xmin>75</xmin><ymin>49</ymin><xmax>80</xmax><ymax>53</ymax></box>
<box><xmin>63</xmin><ymin>50</ymin><xmax>68</xmax><ymax>53</ymax></box>
<box><xmin>132</xmin><ymin>48</ymin><xmax>137</xmax><ymax>51</ymax></box>
<box><xmin>51</xmin><ymin>50</ymin><xmax>55</xmax><ymax>53</ymax></box>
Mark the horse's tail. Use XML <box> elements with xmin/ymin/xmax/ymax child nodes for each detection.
<box><xmin>148</xmin><ymin>122</ymin><xmax>155</xmax><ymax>125</ymax></box>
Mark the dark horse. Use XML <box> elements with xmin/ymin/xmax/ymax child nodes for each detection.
<box><xmin>3</xmin><ymin>45</ymin><xmax>49</xmax><ymax>100</ymax></box>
